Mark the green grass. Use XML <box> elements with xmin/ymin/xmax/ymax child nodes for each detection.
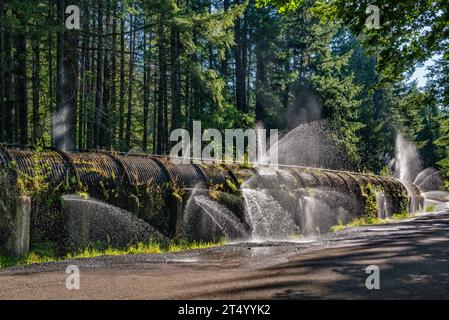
<box><xmin>0</xmin><ymin>240</ymin><xmax>225</xmax><ymax>269</ymax></box>
<box><xmin>390</xmin><ymin>212</ymin><xmax>411</xmax><ymax>220</ymax></box>
<box><xmin>425</xmin><ymin>205</ymin><xmax>436</xmax><ymax>212</ymax></box>
<box><xmin>0</xmin><ymin>252</ymin><xmax>57</xmax><ymax>269</ymax></box>
<box><xmin>330</xmin><ymin>213</ymin><xmax>413</xmax><ymax>233</ymax></box>
<box><xmin>287</xmin><ymin>232</ymin><xmax>305</xmax><ymax>240</ymax></box>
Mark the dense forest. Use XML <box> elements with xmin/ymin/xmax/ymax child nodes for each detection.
<box><xmin>0</xmin><ymin>0</ymin><xmax>448</xmax><ymax>188</ymax></box>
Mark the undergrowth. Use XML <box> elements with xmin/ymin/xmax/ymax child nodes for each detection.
<box><xmin>330</xmin><ymin>213</ymin><xmax>413</xmax><ymax>233</ymax></box>
<box><xmin>0</xmin><ymin>240</ymin><xmax>225</xmax><ymax>269</ymax></box>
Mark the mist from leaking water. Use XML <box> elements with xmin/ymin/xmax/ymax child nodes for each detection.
<box><xmin>183</xmin><ymin>128</ymin><xmax>449</xmax><ymax>244</ymax></box>
<box><xmin>393</xmin><ymin>133</ymin><xmax>449</xmax><ymax>212</ymax></box>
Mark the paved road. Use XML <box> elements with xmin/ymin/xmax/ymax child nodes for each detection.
<box><xmin>1</xmin><ymin>207</ymin><xmax>449</xmax><ymax>299</ymax></box>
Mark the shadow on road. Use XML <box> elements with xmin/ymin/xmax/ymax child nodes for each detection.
<box><xmin>191</xmin><ymin>213</ymin><xmax>449</xmax><ymax>299</ymax></box>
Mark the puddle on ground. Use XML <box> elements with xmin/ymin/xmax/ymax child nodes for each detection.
<box><xmin>169</xmin><ymin>258</ymin><xmax>199</xmax><ymax>264</ymax></box>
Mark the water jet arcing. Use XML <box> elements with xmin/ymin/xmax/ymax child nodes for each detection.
<box><xmin>414</xmin><ymin>168</ymin><xmax>438</xmax><ymax>187</ymax></box>
<box><xmin>376</xmin><ymin>191</ymin><xmax>392</xmax><ymax>219</ymax></box>
<box><xmin>421</xmin><ymin>191</ymin><xmax>449</xmax><ymax>203</ymax></box>
<box><xmin>301</xmin><ymin>196</ymin><xmax>318</xmax><ymax>237</ymax></box>
<box><xmin>415</xmin><ymin>170</ymin><xmax>442</xmax><ymax>192</ymax></box>
<box><xmin>183</xmin><ymin>191</ymin><xmax>248</xmax><ymax>242</ymax></box>
<box><xmin>392</xmin><ymin>133</ymin><xmax>447</xmax><ymax>213</ymax></box>
<box><xmin>260</xmin><ymin>120</ymin><xmax>356</xmax><ymax>171</ymax></box>
<box><xmin>394</xmin><ymin>133</ymin><xmax>423</xmax><ymax>184</ymax></box>
<box><xmin>62</xmin><ymin>195</ymin><xmax>166</xmax><ymax>249</ymax></box>
<box><xmin>243</xmin><ymin>188</ymin><xmax>298</xmax><ymax>241</ymax></box>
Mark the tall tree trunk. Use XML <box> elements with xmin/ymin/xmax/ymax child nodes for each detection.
<box><xmin>143</xmin><ymin>30</ymin><xmax>150</xmax><ymax>152</ymax></box>
<box><xmin>101</xmin><ymin>0</ymin><xmax>112</xmax><ymax>149</ymax></box>
<box><xmin>94</xmin><ymin>0</ymin><xmax>104</xmax><ymax>148</ymax></box>
<box><xmin>78</xmin><ymin>36</ymin><xmax>86</xmax><ymax>150</ymax></box>
<box><xmin>220</xmin><ymin>0</ymin><xmax>230</xmax><ymax>80</ymax></box>
<box><xmin>3</xmin><ymin>19</ymin><xmax>13</xmax><ymax>144</ymax></box>
<box><xmin>152</xmin><ymin>66</ymin><xmax>158</xmax><ymax>154</ymax></box>
<box><xmin>55</xmin><ymin>0</ymin><xmax>65</xmax><ymax>149</ymax></box>
<box><xmin>163</xmin><ymin>70</ymin><xmax>169</xmax><ymax>153</ymax></box>
<box><xmin>78</xmin><ymin>0</ymin><xmax>90</xmax><ymax>150</ymax></box>
<box><xmin>118</xmin><ymin>9</ymin><xmax>125</xmax><ymax>149</ymax></box>
<box><xmin>241</xmin><ymin>12</ymin><xmax>248</xmax><ymax>112</ymax></box>
<box><xmin>255</xmin><ymin>27</ymin><xmax>266</xmax><ymax>124</ymax></box>
<box><xmin>110</xmin><ymin>0</ymin><xmax>118</xmax><ymax>149</ymax></box>
<box><xmin>125</xmin><ymin>16</ymin><xmax>135</xmax><ymax>151</ymax></box>
<box><xmin>185</xmin><ymin>73</ymin><xmax>191</xmax><ymax>135</ymax></box>
<box><xmin>48</xmin><ymin>3</ymin><xmax>55</xmax><ymax>147</ymax></box>
<box><xmin>208</xmin><ymin>2</ymin><xmax>214</xmax><ymax>69</ymax></box>
<box><xmin>86</xmin><ymin>14</ymin><xmax>97</xmax><ymax>149</ymax></box>
<box><xmin>246</xmin><ymin>24</ymin><xmax>252</xmax><ymax>108</ymax></box>
<box><xmin>15</xmin><ymin>18</ymin><xmax>28</xmax><ymax>145</ymax></box>
<box><xmin>170</xmin><ymin>24</ymin><xmax>181</xmax><ymax>131</ymax></box>
<box><xmin>234</xmin><ymin>3</ymin><xmax>247</xmax><ymax>113</ymax></box>
<box><xmin>282</xmin><ymin>57</ymin><xmax>290</xmax><ymax>110</ymax></box>
<box><xmin>0</xmin><ymin>1</ymin><xmax>4</xmax><ymax>142</ymax></box>
<box><xmin>32</xmin><ymin>31</ymin><xmax>41</xmax><ymax>145</ymax></box>
<box><xmin>157</xmin><ymin>18</ymin><xmax>166</xmax><ymax>155</ymax></box>
<box><xmin>64</xmin><ymin>3</ymin><xmax>79</xmax><ymax>151</ymax></box>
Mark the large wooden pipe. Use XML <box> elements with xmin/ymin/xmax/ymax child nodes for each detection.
<box><xmin>0</xmin><ymin>147</ymin><xmax>420</xmax><ymax>254</ymax></box>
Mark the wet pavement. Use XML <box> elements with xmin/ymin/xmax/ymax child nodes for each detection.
<box><xmin>1</xmin><ymin>207</ymin><xmax>449</xmax><ymax>299</ymax></box>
